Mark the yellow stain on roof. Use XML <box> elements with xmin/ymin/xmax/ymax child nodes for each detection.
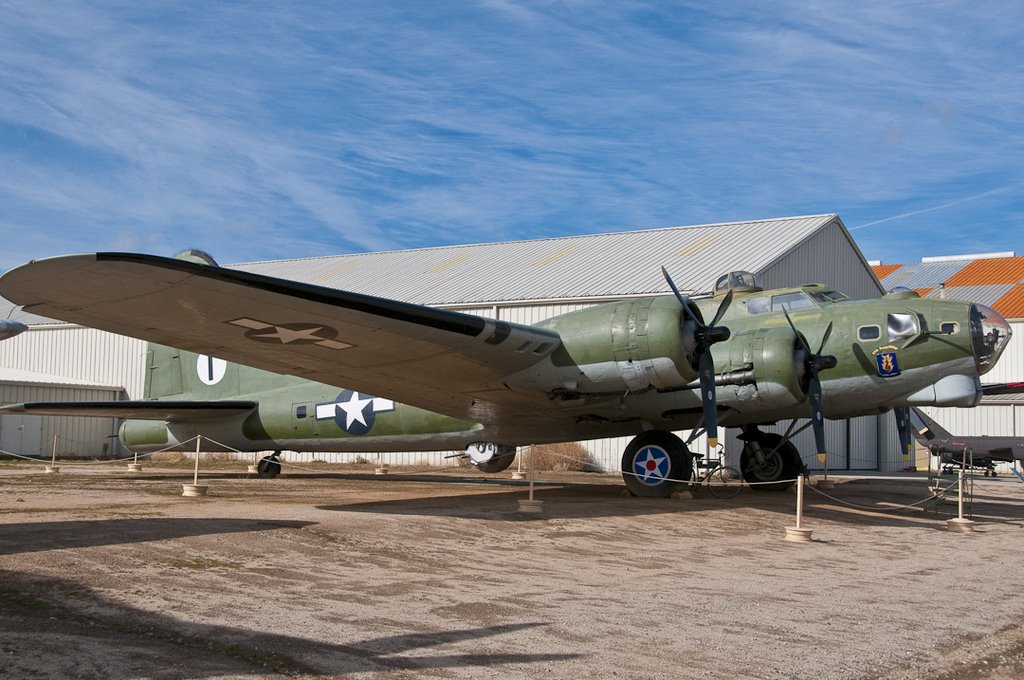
<box><xmin>675</xmin><ymin>234</ymin><xmax>722</xmax><ymax>257</ymax></box>
<box><xmin>535</xmin><ymin>245</ymin><xmax>580</xmax><ymax>267</ymax></box>
<box><xmin>313</xmin><ymin>262</ymin><xmax>362</xmax><ymax>282</ymax></box>
<box><xmin>426</xmin><ymin>253</ymin><xmax>473</xmax><ymax>274</ymax></box>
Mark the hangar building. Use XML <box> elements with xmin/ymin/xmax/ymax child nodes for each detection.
<box><xmin>872</xmin><ymin>252</ymin><xmax>1024</xmax><ymax>467</ymax></box>
<box><xmin>1</xmin><ymin>213</ymin><xmax>1014</xmax><ymax>471</ymax></box>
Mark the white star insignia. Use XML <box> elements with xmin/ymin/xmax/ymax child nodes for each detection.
<box><xmin>337</xmin><ymin>392</ymin><xmax>373</xmax><ymax>429</ymax></box>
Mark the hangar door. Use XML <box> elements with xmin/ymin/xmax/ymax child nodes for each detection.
<box><xmin>0</xmin><ymin>413</ymin><xmax>43</xmax><ymax>456</ymax></box>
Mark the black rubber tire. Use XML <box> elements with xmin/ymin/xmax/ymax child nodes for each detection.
<box><xmin>740</xmin><ymin>433</ymin><xmax>800</xmax><ymax>492</ymax></box>
<box><xmin>621</xmin><ymin>431</ymin><xmax>691</xmax><ymax>498</ymax></box>
<box><xmin>257</xmin><ymin>456</ymin><xmax>282</xmax><ymax>479</ymax></box>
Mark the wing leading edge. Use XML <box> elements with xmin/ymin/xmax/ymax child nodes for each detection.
<box><xmin>0</xmin><ymin>253</ymin><xmax>562</xmax><ymax>424</ymax></box>
<box><xmin>0</xmin><ymin>400</ymin><xmax>258</xmax><ymax>421</ymax></box>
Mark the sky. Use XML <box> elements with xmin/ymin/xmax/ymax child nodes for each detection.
<box><xmin>1</xmin><ymin>1</ymin><xmax>1021</xmax><ymax>273</ymax></box>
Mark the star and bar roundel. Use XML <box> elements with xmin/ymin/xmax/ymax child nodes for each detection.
<box><xmin>632</xmin><ymin>444</ymin><xmax>671</xmax><ymax>486</ymax></box>
<box><xmin>315</xmin><ymin>390</ymin><xmax>395</xmax><ymax>436</ymax></box>
<box><xmin>228</xmin><ymin>317</ymin><xmax>352</xmax><ymax>350</ymax></box>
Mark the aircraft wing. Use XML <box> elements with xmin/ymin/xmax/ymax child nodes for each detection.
<box><xmin>0</xmin><ymin>253</ymin><xmax>564</xmax><ymax>424</ymax></box>
<box><xmin>981</xmin><ymin>382</ymin><xmax>1024</xmax><ymax>396</ymax></box>
<box><xmin>0</xmin><ymin>400</ymin><xmax>257</xmax><ymax>421</ymax></box>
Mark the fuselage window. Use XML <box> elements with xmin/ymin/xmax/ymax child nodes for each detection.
<box><xmin>745</xmin><ymin>296</ymin><xmax>770</xmax><ymax>315</ymax></box>
<box><xmin>940</xmin><ymin>322</ymin><xmax>959</xmax><ymax>335</ymax></box>
<box><xmin>858</xmin><ymin>325</ymin><xmax>880</xmax><ymax>341</ymax></box>
<box><xmin>295</xmin><ymin>404</ymin><xmax>307</xmax><ymax>419</ymax></box>
<box><xmin>887</xmin><ymin>313</ymin><xmax>918</xmax><ymax>341</ymax></box>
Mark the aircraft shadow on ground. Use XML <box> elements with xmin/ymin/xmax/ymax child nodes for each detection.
<box><xmin>0</xmin><ymin>518</ymin><xmax>314</xmax><ymax>556</ymax></box>
<box><xmin>0</xmin><ymin>570</ymin><xmax>581</xmax><ymax>678</ymax></box>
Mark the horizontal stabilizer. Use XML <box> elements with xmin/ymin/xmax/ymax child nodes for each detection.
<box><xmin>0</xmin><ymin>400</ymin><xmax>257</xmax><ymax>421</ymax></box>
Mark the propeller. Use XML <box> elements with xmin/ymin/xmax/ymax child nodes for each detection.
<box><xmin>781</xmin><ymin>308</ymin><xmax>837</xmax><ymax>464</ymax></box>
<box><xmin>662</xmin><ymin>267</ymin><xmax>733</xmax><ymax>448</ymax></box>
<box><xmin>893</xmin><ymin>407</ymin><xmax>913</xmax><ymax>464</ymax></box>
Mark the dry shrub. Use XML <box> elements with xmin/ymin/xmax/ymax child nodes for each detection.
<box><xmin>529</xmin><ymin>442</ymin><xmax>598</xmax><ymax>472</ymax></box>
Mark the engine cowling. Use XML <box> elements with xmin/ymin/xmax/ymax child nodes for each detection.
<box><xmin>466</xmin><ymin>442</ymin><xmax>517</xmax><ymax>473</ymax></box>
<box><xmin>725</xmin><ymin>327</ymin><xmax>807</xmax><ymax>412</ymax></box>
<box><xmin>533</xmin><ymin>296</ymin><xmax>699</xmax><ymax>394</ymax></box>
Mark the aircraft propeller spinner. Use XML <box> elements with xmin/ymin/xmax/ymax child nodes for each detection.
<box><xmin>782</xmin><ymin>308</ymin><xmax>837</xmax><ymax>464</ymax></box>
<box><xmin>662</xmin><ymin>267</ymin><xmax>733</xmax><ymax>448</ymax></box>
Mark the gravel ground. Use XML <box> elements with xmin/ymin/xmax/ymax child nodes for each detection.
<box><xmin>2</xmin><ymin>462</ymin><xmax>1024</xmax><ymax>679</ymax></box>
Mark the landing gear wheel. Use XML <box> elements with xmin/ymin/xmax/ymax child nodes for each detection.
<box><xmin>257</xmin><ymin>455</ymin><xmax>282</xmax><ymax>479</ymax></box>
<box><xmin>740</xmin><ymin>433</ymin><xmax>800</xmax><ymax>492</ymax></box>
<box><xmin>621</xmin><ymin>431</ymin><xmax>691</xmax><ymax>498</ymax></box>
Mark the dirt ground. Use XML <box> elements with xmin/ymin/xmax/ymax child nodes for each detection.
<box><xmin>2</xmin><ymin>461</ymin><xmax>1024</xmax><ymax>680</ymax></box>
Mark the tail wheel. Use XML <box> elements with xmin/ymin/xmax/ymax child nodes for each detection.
<box><xmin>621</xmin><ymin>431</ymin><xmax>691</xmax><ymax>498</ymax></box>
<box><xmin>740</xmin><ymin>433</ymin><xmax>800</xmax><ymax>492</ymax></box>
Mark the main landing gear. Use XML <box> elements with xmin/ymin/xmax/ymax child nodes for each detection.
<box><xmin>257</xmin><ymin>452</ymin><xmax>282</xmax><ymax>478</ymax></box>
<box><xmin>738</xmin><ymin>428</ymin><xmax>802</xmax><ymax>492</ymax></box>
<box><xmin>621</xmin><ymin>430</ymin><xmax>692</xmax><ymax>498</ymax></box>
<box><xmin>619</xmin><ymin>427</ymin><xmax>803</xmax><ymax>497</ymax></box>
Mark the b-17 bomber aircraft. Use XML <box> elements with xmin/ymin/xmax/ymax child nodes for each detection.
<box><xmin>0</xmin><ymin>250</ymin><xmax>1013</xmax><ymax>496</ymax></box>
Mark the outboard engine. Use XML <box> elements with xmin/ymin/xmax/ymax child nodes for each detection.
<box><xmin>466</xmin><ymin>442</ymin><xmax>517</xmax><ymax>473</ymax></box>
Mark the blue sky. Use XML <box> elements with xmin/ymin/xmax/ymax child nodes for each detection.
<box><xmin>1</xmin><ymin>1</ymin><xmax>1021</xmax><ymax>273</ymax></box>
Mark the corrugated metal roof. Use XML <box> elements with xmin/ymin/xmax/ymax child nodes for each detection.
<box><xmin>945</xmin><ymin>256</ymin><xmax>1024</xmax><ymax>286</ymax></box>
<box><xmin>871</xmin><ymin>263</ymin><xmax>903</xmax><ymax>280</ymax></box>
<box><xmin>924</xmin><ymin>284</ymin><xmax>1015</xmax><ymax>308</ymax></box>
<box><xmin>234</xmin><ymin>214</ymin><xmax>842</xmax><ymax>305</ymax></box>
<box><xmin>875</xmin><ymin>260</ymin><xmax>972</xmax><ymax>291</ymax></box>
<box><xmin>994</xmin><ymin>283</ymin><xmax>1024</xmax><ymax>319</ymax></box>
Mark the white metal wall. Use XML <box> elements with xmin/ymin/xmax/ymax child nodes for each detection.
<box><xmin>0</xmin><ymin>326</ymin><xmax>147</xmax><ymax>398</ymax></box>
<box><xmin>0</xmin><ymin>383</ymin><xmax>124</xmax><ymax>457</ymax></box>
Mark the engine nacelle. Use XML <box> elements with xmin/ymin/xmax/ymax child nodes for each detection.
<box><xmin>466</xmin><ymin>442</ymin><xmax>517</xmax><ymax>473</ymax></box>
<box><xmin>725</xmin><ymin>327</ymin><xmax>807</xmax><ymax>411</ymax></box>
<box><xmin>119</xmin><ymin>419</ymin><xmax>174</xmax><ymax>451</ymax></box>
<box><xmin>532</xmin><ymin>296</ymin><xmax>698</xmax><ymax>394</ymax></box>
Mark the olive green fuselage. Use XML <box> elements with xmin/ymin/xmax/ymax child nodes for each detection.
<box><xmin>121</xmin><ymin>284</ymin><xmax>1007</xmax><ymax>454</ymax></box>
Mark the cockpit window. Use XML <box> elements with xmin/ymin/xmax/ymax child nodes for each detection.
<box><xmin>810</xmin><ymin>290</ymin><xmax>848</xmax><ymax>303</ymax></box>
<box><xmin>771</xmin><ymin>292</ymin><xmax>814</xmax><ymax>312</ymax></box>
<box><xmin>887</xmin><ymin>313</ymin><xmax>918</xmax><ymax>341</ymax></box>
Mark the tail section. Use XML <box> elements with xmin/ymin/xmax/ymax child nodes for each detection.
<box><xmin>143</xmin><ymin>343</ymin><xmax>242</xmax><ymax>400</ymax></box>
<box><xmin>908</xmin><ymin>407</ymin><xmax>953</xmax><ymax>443</ymax></box>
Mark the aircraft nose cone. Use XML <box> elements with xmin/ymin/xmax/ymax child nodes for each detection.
<box><xmin>970</xmin><ymin>304</ymin><xmax>1011</xmax><ymax>375</ymax></box>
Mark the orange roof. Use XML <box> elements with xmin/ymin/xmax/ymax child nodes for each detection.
<box><xmin>945</xmin><ymin>256</ymin><xmax>1024</xmax><ymax>287</ymax></box>
<box><xmin>914</xmin><ymin>288</ymin><xmax>932</xmax><ymax>298</ymax></box>
<box><xmin>871</xmin><ymin>263</ymin><xmax>903</xmax><ymax>279</ymax></box>
<box><xmin>994</xmin><ymin>284</ymin><xmax>1024</xmax><ymax>319</ymax></box>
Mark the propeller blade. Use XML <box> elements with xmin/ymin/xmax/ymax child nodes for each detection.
<box><xmin>661</xmin><ymin>266</ymin><xmax>702</xmax><ymax>327</ymax></box>
<box><xmin>808</xmin><ymin>376</ymin><xmax>827</xmax><ymax>464</ymax></box>
<box><xmin>894</xmin><ymin>407</ymin><xmax>914</xmax><ymax>463</ymax></box>
<box><xmin>698</xmin><ymin>350</ymin><xmax>718</xmax><ymax>448</ymax></box>
<box><xmin>815</xmin><ymin>321</ymin><xmax>833</xmax><ymax>356</ymax></box>
<box><xmin>709</xmin><ymin>289</ymin><xmax>734</xmax><ymax>327</ymax></box>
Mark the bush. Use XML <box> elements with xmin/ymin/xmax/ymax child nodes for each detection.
<box><xmin>527</xmin><ymin>442</ymin><xmax>598</xmax><ymax>472</ymax></box>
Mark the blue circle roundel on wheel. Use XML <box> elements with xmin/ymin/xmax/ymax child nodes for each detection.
<box><xmin>632</xmin><ymin>445</ymin><xmax>670</xmax><ymax>485</ymax></box>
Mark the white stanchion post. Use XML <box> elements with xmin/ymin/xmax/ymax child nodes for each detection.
<box><xmin>947</xmin><ymin>467</ymin><xmax>975</xmax><ymax>532</ymax></box>
<box><xmin>785</xmin><ymin>475</ymin><xmax>813</xmax><ymax>542</ymax></box>
<box><xmin>183</xmin><ymin>436</ymin><xmax>209</xmax><ymax>497</ymax></box>
<box><xmin>45</xmin><ymin>434</ymin><xmax>59</xmax><ymax>474</ymax></box>
<box><xmin>518</xmin><ymin>444</ymin><xmax>543</xmax><ymax>513</ymax></box>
